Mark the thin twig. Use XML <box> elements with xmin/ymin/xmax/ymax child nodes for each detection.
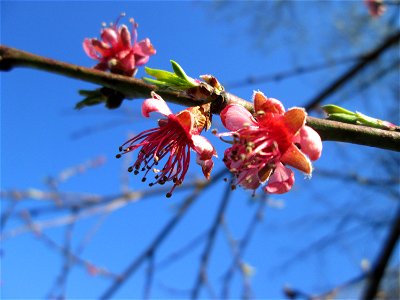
<box><xmin>221</xmin><ymin>196</ymin><xmax>266</xmax><ymax>299</ymax></box>
<box><xmin>361</xmin><ymin>205</ymin><xmax>400</xmax><ymax>300</ymax></box>
<box><xmin>304</xmin><ymin>30</ymin><xmax>400</xmax><ymax>111</ymax></box>
<box><xmin>99</xmin><ymin>168</ymin><xmax>228</xmax><ymax>300</ymax></box>
<box><xmin>225</xmin><ymin>54</ymin><xmax>360</xmax><ymax>89</ymax></box>
<box><xmin>19</xmin><ymin>211</ymin><xmax>119</xmax><ymax>279</ymax></box>
<box><xmin>191</xmin><ymin>180</ymin><xmax>232</xmax><ymax>299</ymax></box>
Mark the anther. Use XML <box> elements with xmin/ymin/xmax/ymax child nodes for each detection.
<box><xmin>116</xmin><ymin>154</ymin><xmax>122</xmax><ymax>159</ymax></box>
<box><xmin>128</xmin><ymin>166</ymin><xmax>133</xmax><ymax>172</ymax></box>
<box><xmin>166</xmin><ymin>192</ymin><xmax>172</xmax><ymax>198</ymax></box>
<box><xmin>256</xmin><ymin>110</ymin><xmax>265</xmax><ymax>116</ymax></box>
<box><xmin>142</xmin><ymin>177</ymin><xmax>147</xmax><ymax>182</ymax></box>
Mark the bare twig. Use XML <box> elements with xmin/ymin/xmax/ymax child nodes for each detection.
<box><xmin>19</xmin><ymin>211</ymin><xmax>119</xmax><ymax>279</ymax></box>
<box><xmin>143</xmin><ymin>254</ymin><xmax>155</xmax><ymax>300</ymax></box>
<box><xmin>304</xmin><ymin>30</ymin><xmax>400</xmax><ymax>111</ymax></box>
<box><xmin>221</xmin><ymin>196</ymin><xmax>266</xmax><ymax>299</ymax></box>
<box><xmin>361</xmin><ymin>205</ymin><xmax>400</xmax><ymax>300</ymax></box>
<box><xmin>225</xmin><ymin>54</ymin><xmax>360</xmax><ymax>89</ymax></box>
<box><xmin>191</xmin><ymin>180</ymin><xmax>232</xmax><ymax>299</ymax></box>
<box><xmin>99</xmin><ymin>168</ymin><xmax>228</xmax><ymax>300</ymax></box>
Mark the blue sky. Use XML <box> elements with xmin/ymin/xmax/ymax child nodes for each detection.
<box><xmin>1</xmin><ymin>1</ymin><xmax>399</xmax><ymax>299</ymax></box>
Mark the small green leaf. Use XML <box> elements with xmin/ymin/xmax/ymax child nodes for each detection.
<box><xmin>145</xmin><ymin>67</ymin><xmax>176</xmax><ymax>81</ymax></box>
<box><xmin>321</xmin><ymin>104</ymin><xmax>355</xmax><ymax>116</ymax></box>
<box><xmin>143</xmin><ymin>77</ymin><xmax>173</xmax><ymax>87</ymax></box>
<box><xmin>171</xmin><ymin>60</ymin><xmax>188</xmax><ymax>78</ymax></box>
<box><xmin>327</xmin><ymin>113</ymin><xmax>358</xmax><ymax>124</ymax></box>
<box><xmin>170</xmin><ymin>60</ymin><xmax>196</xmax><ymax>87</ymax></box>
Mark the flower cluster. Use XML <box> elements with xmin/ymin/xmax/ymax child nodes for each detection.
<box><xmin>118</xmin><ymin>90</ymin><xmax>322</xmax><ymax>197</ymax></box>
<box><xmin>82</xmin><ymin>18</ymin><xmax>323</xmax><ymax>197</ymax></box>
<box><xmin>83</xmin><ymin>14</ymin><xmax>156</xmax><ymax>76</ymax></box>
<box><xmin>219</xmin><ymin>91</ymin><xmax>322</xmax><ymax>194</ymax></box>
<box><xmin>364</xmin><ymin>0</ymin><xmax>386</xmax><ymax>17</ymax></box>
<box><xmin>116</xmin><ymin>92</ymin><xmax>216</xmax><ymax>198</ymax></box>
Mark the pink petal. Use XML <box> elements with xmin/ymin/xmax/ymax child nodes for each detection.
<box><xmin>133</xmin><ymin>39</ymin><xmax>156</xmax><ymax>67</ymax></box>
<box><xmin>141</xmin><ymin>93</ymin><xmax>172</xmax><ymax>117</ymax></box>
<box><xmin>196</xmin><ymin>155</ymin><xmax>214</xmax><ymax>180</ymax></box>
<box><xmin>92</xmin><ymin>39</ymin><xmax>112</xmax><ymax>57</ymax></box>
<box><xmin>191</xmin><ymin>134</ymin><xmax>216</xmax><ymax>160</ymax></box>
<box><xmin>135</xmin><ymin>39</ymin><xmax>156</xmax><ymax>56</ymax></box>
<box><xmin>101</xmin><ymin>28</ymin><xmax>119</xmax><ymax>46</ymax></box>
<box><xmin>265</xmin><ymin>163</ymin><xmax>294</xmax><ymax>194</ymax></box>
<box><xmin>220</xmin><ymin>104</ymin><xmax>257</xmax><ymax>131</ymax></box>
<box><xmin>119</xmin><ymin>25</ymin><xmax>132</xmax><ymax>47</ymax></box>
<box><xmin>298</xmin><ymin>126</ymin><xmax>322</xmax><ymax>161</ymax></box>
<box><xmin>253</xmin><ymin>91</ymin><xmax>285</xmax><ymax>115</ymax></box>
<box><xmin>83</xmin><ymin>39</ymin><xmax>100</xmax><ymax>59</ymax></box>
<box><xmin>237</xmin><ymin>167</ymin><xmax>261</xmax><ymax>190</ymax></box>
<box><xmin>281</xmin><ymin>144</ymin><xmax>312</xmax><ymax>175</ymax></box>
<box><xmin>134</xmin><ymin>54</ymin><xmax>150</xmax><ymax>67</ymax></box>
<box><xmin>119</xmin><ymin>52</ymin><xmax>136</xmax><ymax>73</ymax></box>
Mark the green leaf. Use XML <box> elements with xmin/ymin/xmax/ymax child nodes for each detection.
<box><xmin>170</xmin><ymin>60</ymin><xmax>196</xmax><ymax>87</ymax></box>
<box><xmin>145</xmin><ymin>67</ymin><xmax>176</xmax><ymax>81</ymax></box>
<box><xmin>327</xmin><ymin>113</ymin><xmax>358</xmax><ymax>123</ymax></box>
<box><xmin>321</xmin><ymin>104</ymin><xmax>355</xmax><ymax>116</ymax></box>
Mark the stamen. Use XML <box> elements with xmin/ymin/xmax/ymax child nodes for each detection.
<box><xmin>256</xmin><ymin>110</ymin><xmax>265</xmax><ymax>116</ymax></box>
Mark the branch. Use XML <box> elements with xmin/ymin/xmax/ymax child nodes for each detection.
<box><xmin>191</xmin><ymin>180</ymin><xmax>232</xmax><ymax>299</ymax></box>
<box><xmin>99</xmin><ymin>168</ymin><xmax>228</xmax><ymax>300</ymax></box>
<box><xmin>304</xmin><ymin>30</ymin><xmax>400</xmax><ymax>111</ymax></box>
<box><xmin>306</xmin><ymin>117</ymin><xmax>400</xmax><ymax>152</ymax></box>
<box><xmin>1</xmin><ymin>45</ymin><xmax>399</xmax><ymax>152</ymax></box>
<box><xmin>361</xmin><ymin>205</ymin><xmax>400</xmax><ymax>300</ymax></box>
<box><xmin>0</xmin><ymin>45</ymin><xmax>249</xmax><ymax>110</ymax></box>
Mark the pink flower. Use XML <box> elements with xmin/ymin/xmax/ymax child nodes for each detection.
<box><xmin>220</xmin><ymin>91</ymin><xmax>322</xmax><ymax>194</ymax></box>
<box><xmin>83</xmin><ymin>14</ymin><xmax>156</xmax><ymax>76</ymax></box>
<box><xmin>364</xmin><ymin>0</ymin><xmax>386</xmax><ymax>17</ymax></box>
<box><xmin>117</xmin><ymin>92</ymin><xmax>216</xmax><ymax>197</ymax></box>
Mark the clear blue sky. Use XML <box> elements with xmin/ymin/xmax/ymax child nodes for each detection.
<box><xmin>1</xmin><ymin>1</ymin><xmax>399</xmax><ymax>299</ymax></box>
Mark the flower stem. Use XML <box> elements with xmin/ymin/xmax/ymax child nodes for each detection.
<box><xmin>1</xmin><ymin>45</ymin><xmax>399</xmax><ymax>152</ymax></box>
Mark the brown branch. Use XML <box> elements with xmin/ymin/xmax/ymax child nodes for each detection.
<box><xmin>0</xmin><ymin>45</ymin><xmax>247</xmax><ymax>110</ymax></box>
<box><xmin>306</xmin><ymin>117</ymin><xmax>400</xmax><ymax>152</ymax></box>
<box><xmin>1</xmin><ymin>45</ymin><xmax>399</xmax><ymax>152</ymax></box>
